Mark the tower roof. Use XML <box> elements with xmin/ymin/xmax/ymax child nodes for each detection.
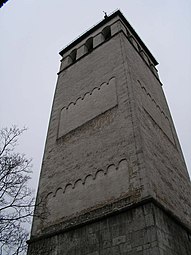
<box><xmin>59</xmin><ymin>10</ymin><xmax>158</xmax><ymax>66</ymax></box>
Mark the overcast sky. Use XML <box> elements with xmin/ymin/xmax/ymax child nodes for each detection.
<box><xmin>0</xmin><ymin>0</ymin><xmax>190</xmax><ymax>194</ymax></box>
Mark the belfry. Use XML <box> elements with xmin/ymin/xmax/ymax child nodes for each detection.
<box><xmin>27</xmin><ymin>10</ymin><xmax>191</xmax><ymax>254</ymax></box>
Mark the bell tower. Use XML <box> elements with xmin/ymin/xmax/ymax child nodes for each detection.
<box><xmin>27</xmin><ymin>10</ymin><xmax>191</xmax><ymax>254</ymax></box>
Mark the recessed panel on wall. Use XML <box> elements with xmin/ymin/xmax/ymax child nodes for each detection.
<box><xmin>58</xmin><ymin>78</ymin><xmax>117</xmax><ymax>138</ymax></box>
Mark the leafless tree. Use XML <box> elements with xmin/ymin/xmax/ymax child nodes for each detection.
<box><xmin>0</xmin><ymin>126</ymin><xmax>34</xmax><ymax>255</ymax></box>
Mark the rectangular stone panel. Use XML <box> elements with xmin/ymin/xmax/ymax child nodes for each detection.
<box><xmin>58</xmin><ymin>78</ymin><xmax>117</xmax><ymax>138</ymax></box>
<box><xmin>138</xmin><ymin>80</ymin><xmax>175</xmax><ymax>144</ymax></box>
<box><xmin>45</xmin><ymin>159</ymin><xmax>129</xmax><ymax>224</ymax></box>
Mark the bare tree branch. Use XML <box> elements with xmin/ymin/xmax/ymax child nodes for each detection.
<box><xmin>0</xmin><ymin>126</ymin><xmax>34</xmax><ymax>255</ymax></box>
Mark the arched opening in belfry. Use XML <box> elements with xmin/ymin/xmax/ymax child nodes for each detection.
<box><xmin>102</xmin><ymin>26</ymin><xmax>111</xmax><ymax>41</ymax></box>
<box><xmin>69</xmin><ymin>48</ymin><xmax>77</xmax><ymax>63</ymax></box>
<box><xmin>85</xmin><ymin>37</ymin><xmax>93</xmax><ymax>53</ymax></box>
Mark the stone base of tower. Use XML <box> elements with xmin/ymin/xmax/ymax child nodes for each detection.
<box><xmin>27</xmin><ymin>202</ymin><xmax>191</xmax><ymax>255</ymax></box>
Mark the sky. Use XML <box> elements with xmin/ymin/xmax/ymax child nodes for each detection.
<box><xmin>0</xmin><ymin>0</ymin><xmax>191</xmax><ymax>195</ymax></box>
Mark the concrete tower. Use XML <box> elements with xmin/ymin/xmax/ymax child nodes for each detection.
<box><xmin>27</xmin><ymin>10</ymin><xmax>191</xmax><ymax>254</ymax></box>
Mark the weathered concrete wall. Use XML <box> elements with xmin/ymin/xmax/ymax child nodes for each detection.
<box><xmin>119</xmin><ymin>33</ymin><xmax>191</xmax><ymax>229</ymax></box>
<box><xmin>32</xmin><ymin>32</ymin><xmax>147</xmax><ymax>236</ymax></box>
<box><xmin>31</xmin><ymin>25</ymin><xmax>191</xmax><ymax>239</ymax></box>
<box><xmin>27</xmin><ymin>203</ymin><xmax>191</xmax><ymax>255</ymax></box>
<box><xmin>29</xmin><ymin>14</ymin><xmax>191</xmax><ymax>255</ymax></box>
